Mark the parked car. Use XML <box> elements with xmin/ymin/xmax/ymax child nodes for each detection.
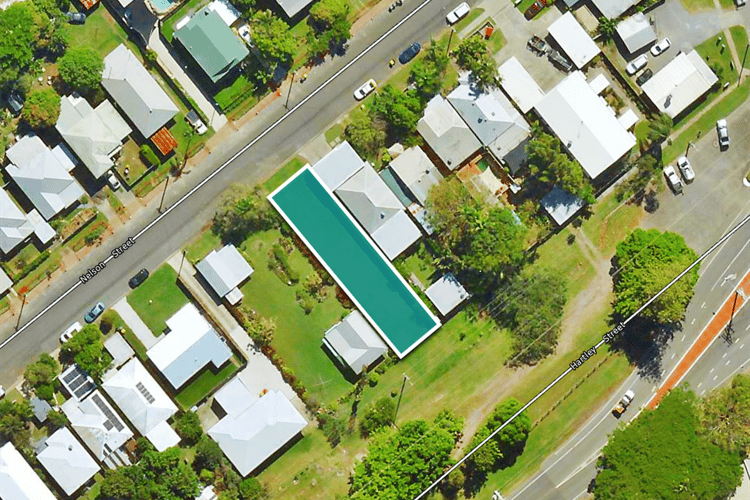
<box><xmin>0</xmin><ymin>386</ymin><xmax>4</xmax><ymax>399</ymax></box>
<box><xmin>664</xmin><ymin>165</ymin><xmax>684</xmax><ymax>194</ymax></box>
<box><xmin>128</xmin><ymin>268</ymin><xmax>149</xmax><ymax>289</ymax></box>
<box><xmin>524</xmin><ymin>0</ymin><xmax>544</xmax><ymax>19</ymax></box>
<box><xmin>398</xmin><ymin>43</ymin><xmax>421</xmax><ymax>64</ymax></box>
<box><xmin>60</xmin><ymin>322</ymin><xmax>83</xmax><ymax>343</ymax></box>
<box><xmin>650</xmin><ymin>38</ymin><xmax>671</xmax><ymax>56</ymax></box>
<box><xmin>186</xmin><ymin>110</ymin><xmax>207</xmax><ymax>135</ymax></box>
<box><xmin>84</xmin><ymin>302</ymin><xmax>105</xmax><ymax>323</ymax></box>
<box><xmin>612</xmin><ymin>390</ymin><xmax>635</xmax><ymax>416</ymax></box>
<box><xmin>353</xmin><ymin>79</ymin><xmax>377</xmax><ymax>100</ymax></box>
<box><xmin>625</xmin><ymin>54</ymin><xmax>648</xmax><ymax>75</ymax></box>
<box><xmin>636</xmin><ymin>68</ymin><xmax>653</xmax><ymax>86</ymax></box>
<box><xmin>6</xmin><ymin>91</ymin><xmax>23</xmax><ymax>115</ymax></box>
<box><xmin>716</xmin><ymin>118</ymin><xmax>730</xmax><ymax>149</ymax></box>
<box><xmin>66</xmin><ymin>11</ymin><xmax>86</xmax><ymax>24</ymax></box>
<box><xmin>676</xmin><ymin>156</ymin><xmax>695</xmax><ymax>183</ymax></box>
<box><xmin>736</xmin><ymin>0</ymin><xmax>745</xmax><ymax>7</ymax></box>
<box><xmin>107</xmin><ymin>171</ymin><xmax>121</xmax><ymax>190</ymax></box>
<box><xmin>446</xmin><ymin>2</ymin><xmax>470</xmax><ymax>24</ymax></box>
<box><xmin>238</xmin><ymin>25</ymin><xmax>251</xmax><ymax>45</ymax></box>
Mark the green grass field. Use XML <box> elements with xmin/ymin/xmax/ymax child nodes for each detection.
<box><xmin>127</xmin><ymin>265</ymin><xmax>190</xmax><ymax>335</ymax></box>
<box><xmin>581</xmin><ymin>193</ymin><xmax>644</xmax><ymax>257</ymax></box>
<box><xmin>730</xmin><ymin>26</ymin><xmax>750</xmax><ymax>67</ymax></box>
<box><xmin>453</xmin><ymin>7</ymin><xmax>484</xmax><ymax>32</ymax></box>
<box><xmin>68</xmin><ymin>6</ymin><xmax>136</xmax><ymax>57</ymax></box>
<box><xmin>185</xmin><ymin>229</ymin><xmax>222</xmax><ymax>264</ymax></box>
<box><xmin>696</xmin><ymin>32</ymin><xmax>738</xmax><ymax>84</ymax></box>
<box><xmin>263</xmin><ymin>157</ymin><xmax>306</xmax><ymax>192</ymax></box>
<box><xmin>175</xmin><ymin>356</ymin><xmax>241</xmax><ymax>409</ymax></box>
<box><xmin>528</xmin><ymin>228</ymin><xmax>597</xmax><ymax>302</ymax></box>
<box><xmin>678</xmin><ymin>0</ymin><xmax>716</xmax><ymax>11</ymax></box>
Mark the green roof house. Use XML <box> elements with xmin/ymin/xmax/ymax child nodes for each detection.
<box><xmin>174</xmin><ymin>6</ymin><xmax>249</xmax><ymax>83</ymax></box>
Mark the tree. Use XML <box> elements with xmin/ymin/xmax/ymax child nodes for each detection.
<box><xmin>232</xmin><ymin>0</ymin><xmax>254</xmax><ymax>16</ymax></box>
<box><xmin>647</xmin><ymin>113</ymin><xmax>673</xmax><ymax>143</ymax></box>
<box><xmin>527</xmin><ymin>132</ymin><xmax>594</xmax><ymax>203</ymax></box>
<box><xmin>58</xmin><ymin>46</ymin><xmax>104</xmax><ymax>91</ymax></box>
<box><xmin>46</xmin><ymin>409</ymin><xmax>68</xmax><ymax>430</ymax></box>
<box><xmin>174</xmin><ymin>411</ymin><xmax>203</xmax><ymax>445</ymax></box>
<box><xmin>308</xmin><ymin>0</ymin><xmax>351</xmax><ymax>56</ymax></box>
<box><xmin>100</xmin><ymin>468</ymin><xmax>135</xmax><ymax>500</ymax></box>
<box><xmin>370</xmin><ymin>84</ymin><xmax>423</xmax><ymax>136</ymax></box>
<box><xmin>320</xmin><ymin>413</ymin><xmax>348</xmax><ymax>447</ymax></box>
<box><xmin>0</xmin><ymin>3</ymin><xmax>48</xmax><ymax>85</ymax></box>
<box><xmin>251</xmin><ymin>10</ymin><xmax>296</xmax><ymax>68</ymax></box>
<box><xmin>466</xmin><ymin>398</ymin><xmax>530</xmax><ymax>476</ymax></box>
<box><xmin>139</xmin><ymin>447</ymin><xmax>200</xmax><ymax>499</ymax></box>
<box><xmin>310</xmin><ymin>0</ymin><xmax>350</xmax><ymax>25</ymax></box>
<box><xmin>612</xmin><ymin>229</ymin><xmax>699</xmax><ymax>324</ymax></box>
<box><xmin>344</xmin><ymin>109</ymin><xmax>385</xmax><ymax>159</ymax></box>
<box><xmin>48</xmin><ymin>20</ymin><xmax>70</xmax><ymax>57</ymax></box>
<box><xmin>239</xmin><ymin>477</ymin><xmax>267</xmax><ymax>500</ymax></box>
<box><xmin>194</xmin><ymin>435</ymin><xmax>224</xmax><ymax>471</ymax></box>
<box><xmin>359</xmin><ymin>396</ymin><xmax>396</xmax><ymax>437</ymax></box>
<box><xmin>698</xmin><ymin>373</ymin><xmax>750</xmax><ymax>456</ymax></box>
<box><xmin>501</xmin><ymin>270</ymin><xmax>567</xmax><ymax>365</ymax></box>
<box><xmin>349</xmin><ymin>410</ymin><xmax>463</xmax><ymax>499</ymax></box>
<box><xmin>425</xmin><ymin>179</ymin><xmax>480</xmax><ymax>252</ymax></box>
<box><xmin>212</xmin><ymin>184</ymin><xmax>279</xmax><ymax>243</ymax></box>
<box><xmin>21</xmin><ymin>88</ymin><xmax>60</xmax><ymax>129</ymax></box>
<box><xmin>452</xmin><ymin>35</ymin><xmax>498</xmax><ymax>90</ymax></box>
<box><xmin>409</xmin><ymin>39</ymin><xmax>449</xmax><ymax>100</ymax></box>
<box><xmin>594</xmin><ymin>388</ymin><xmax>742</xmax><ymax>500</ymax></box>
<box><xmin>24</xmin><ymin>352</ymin><xmax>58</xmax><ymax>400</ymax></box>
<box><xmin>60</xmin><ymin>324</ymin><xmax>111</xmax><ymax>381</ymax></box>
<box><xmin>0</xmin><ymin>399</ymin><xmax>33</xmax><ymax>450</ymax></box>
<box><xmin>597</xmin><ymin>17</ymin><xmax>618</xmax><ymax>41</ymax></box>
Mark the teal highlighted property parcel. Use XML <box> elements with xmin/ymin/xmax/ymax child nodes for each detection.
<box><xmin>268</xmin><ymin>167</ymin><xmax>440</xmax><ymax>358</ymax></box>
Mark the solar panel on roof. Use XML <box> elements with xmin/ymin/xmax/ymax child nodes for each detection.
<box><xmin>63</xmin><ymin>369</ymin><xmax>80</xmax><ymax>384</ymax></box>
<box><xmin>91</xmin><ymin>393</ymin><xmax>125</xmax><ymax>432</ymax></box>
<box><xmin>135</xmin><ymin>381</ymin><xmax>155</xmax><ymax>404</ymax></box>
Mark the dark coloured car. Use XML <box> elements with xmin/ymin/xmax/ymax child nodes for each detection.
<box><xmin>129</xmin><ymin>268</ymin><xmax>149</xmax><ymax>289</ymax></box>
<box><xmin>524</xmin><ymin>0</ymin><xmax>544</xmax><ymax>20</ymax></box>
<box><xmin>636</xmin><ymin>68</ymin><xmax>653</xmax><ymax>86</ymax></box>
<box><xmin>84</xmin><ymin>302</ymin><xmax>105</xmax><ymax>323</ymax></box>
<box><xmin>6</xmin><ymin>91</ymin><xmax>23</xmax><ymax>115</ymax></box>
<box><xmin>398</xmin><ymin>43</ymin><xmax>421</xmax><ymax>64</ymax></box>
<box><xmin>66</xmin><ymin>12</ymin><xmax>86</xmax><ymax>24</ymax></box>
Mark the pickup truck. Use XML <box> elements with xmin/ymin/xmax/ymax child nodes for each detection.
<box><xmin>612</xmin><ymin>390</ymin><xmax>635</xmax><ymax>416</ymax></box>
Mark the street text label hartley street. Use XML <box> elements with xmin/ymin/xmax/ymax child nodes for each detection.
<box><xmin>79</xmin><ymin>237</ymin><xmax>135</xmax><ymax>284</ymax></box>
<box><xmin>569</xmin><ymin>322</ymin><xmax>626</xmax><ymax>370</ymax></box>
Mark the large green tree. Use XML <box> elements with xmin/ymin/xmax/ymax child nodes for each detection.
<box><xmin>359</xmin><ymin>396</ymin><xmax>396</xmax><ymax>437</ymax></box>
<box><xmin>21</xmin><ymin>87</ymin><xmax>60</xmax><ymax>129</ymax></box>
<box><xmin>0</xmin><ymin>2</ymin><xmax>49</xmax><ymax>86</ymax></box>
<box><xmin>370</xmin><ymin>84</ymin><xmax>423</xmax><ymax>136</ymax></box>
<box><xmin>24</xmin><ymin>353</ymin><xmax>58</xmax><ymax>401</ymax></box>
<box><xmin>174</xmin><ymin>411</ymin><xmax>203</xmax><ymax>446</ymax></box>
<box><xmin>350</xmin><ymin>410</ymin><xmax>464</xmax><ymax>499</ymax></box>
<box><xmin>613</xmin><ymin>229</ymin><xmax>699</xmax><ymax>324</ymax></box>
<box><xmin>527</xmin><ymin>131</ymin><xmax>594</xmax><ymax>203</ymax></box>
<box><xmin>452</xmin><ymin>35</ymin><xmax>498</xmax><ymax>90</ymax></box>
<box><xmin>0</xmin><ymin>399</ymin><xmax>33</xmax><ymax>450</ymax></box>
<box><xmin>58</xmin><ymin>46</ymin><xmax>104</xmax><ymax>91</ymax></box>
<box><xmin>251</xmin><ymin>10</ymin><xmax>296</xmax><ymax>68</ymax></box>
<box><xmin>60</xmin><ymin>324</ymin><xmax>111</xmax><ymax>381</ymax></box>
<box><xmin>698</xmin><ymin>373</ymin><xmax>750</xmax><ymax>456</ymax></box>
<box><xmin>466</xmin><ymin>398</ymin><xmax>530</xmax><ymax>476</ymax></box>
<box><xmin>409</xmin><ymin>39</ymin><xmax>450</xmax><ymax>100</ymax></box>
<box><xmin>212</xmin><ymin>184</ymin><xmax>279</xmax><ymax>244</ymax></box>
<box><xmin>594</xmin><ymin>387</ymin><xmax>742</xmax><ymax>500</ymax></box>
<box><xmin>344</xmin><ymin>109</ymin><xmax>385</xmax><ymax>159</ymax></box>
<box><xmin>647</xmin><ymin>113</ymin><xmax>673</xmax><ymax>144</ymax></box>
<box><xmin>308</xmin><ymin>0</ymin><xmax>351</xmax><ymax>56</ymax></box>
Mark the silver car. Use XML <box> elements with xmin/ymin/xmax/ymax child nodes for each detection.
<box><xmin>676</xmin><ymin>156</ymin><xmax>695</xmax><ymax>183</ymax></box>
<box><xmin>664</xmin><ymin>165</ymin><xmax>683</xmax><ymax>194</ymax></box>
<box><xmin>716</xmin><ymin>119</ymin><xmax>730</xmax><ymax>149</ymax></box>
<box><xmin>626</xmin><ymin>54</ymin><xmax>648</xmax><ymax>75</ymax></box>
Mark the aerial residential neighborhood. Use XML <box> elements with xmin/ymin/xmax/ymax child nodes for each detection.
<box><xmin>0</xmin><ymin>0</ymin><xmax>749</xmax><ymax>498</ymax></box>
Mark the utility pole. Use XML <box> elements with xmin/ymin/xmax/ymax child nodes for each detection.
<box><xmin>177</xmin><ymin>132</ymin><xmax>194</xmax><ymax>177</ymax></box>
<box><xmin>15</xmin><ymin>294</ymin><xmax>26</xmax><ymax>330</ymax></box>
<box><xmin>394</xmin><ymin>373</ymin><xmax>411</xmax><ymax>424</ymax></box>
<box><xmin>446</xmin><ymin>29</ymin><xmax>455</xmax><ymax>55</ymax></box>
<box><xmin>725</xmin><ymin>290</ymin><xmax>740</xmax><ymax>340</ymax></box>
<box><xmin>158</xmin><ymin>176</ymin><xmax>170</xmax><ymax>213</ymax></box>
<box><xmin>739</xmin><ymin>43</ymin><xmax>749</xmax><ymax>86</ymax></box>
<box><xmin>285</xmin><ymin>72</ymin><xmax>296</xmax><ymax>109</ymax></box>
<box><xmin>177</xmin><ymin>250</ymin><xmax>187</xmax><ymax>282</ymax></box>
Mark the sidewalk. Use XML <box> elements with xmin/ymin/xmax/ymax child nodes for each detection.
<box><xmin>112</xmin><ymin>298</ymin><xmax>160</xmax><ymax>349</ymax></box>
<box><xmin>647</xmin><ymin>268</ymin><xmax>750</xmax><ymax>409</ymax></box>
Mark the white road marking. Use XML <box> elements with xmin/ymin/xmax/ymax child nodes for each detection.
<box><xmin>702</xmin><ymin>302</ymin><xmax>707</xmax><ymax>308</ymax></box>
<box><xmin>726</xmin><ymin>360</ymin><xmax>732</xmax><ymax>366</ymax></box>
<box><xmin>701</xmin><ymin>389</ymin><xmax>706</xmax><ymax>395</ymax></box>
<box><xmin>671</xmin><ymin>353</ymin><xmax>676</xmax><ymax>359</ymax></box>
<box><xmin>714</xmin><ymin>375</ymin><xmax>719</xmax><ymax>380</ymax></box>
<box><xmin>681</xmin><ymin>334</ymin><xmax>687</xmax><ymax>341</ymax></box>
<box><xmin>746</xmin><ymin>324</ymin><xmax>750</xmax><ymax>331</ymax></box>
<box><xmin>723</xmin><ymin>352</ymin><xmax>728</xmax><ymax>358</ymax></box>
<box><xmin>710</xmin><ymin>368</ymin><xmax>715</xmax><ymax>373</ymax></box>
<box><xmin>710</xmin><ymin>238</ymin><xmax>750</xmax><ymax>291</ymax></box>
<box><xmin>691</xmin><ymin>318</ymin><xmax>696</xmax><ymax>325</ymax></box>
<box><xmin>697</xmin><ymin>382</ymin><xmax>703</xmax><ymax>388</ymax></box>
<box><xmin>741</xmin><ymin>343</ymin><xmax>746</xmax><ymax>349</ymax></box>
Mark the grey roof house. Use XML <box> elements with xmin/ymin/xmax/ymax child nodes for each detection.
<box><xmin>447</xmin><ymin>78</ymin><xmax>531</xmax><ymax>174</ymax></box>
<box><xmin>56</xmin><ymin>94</ymin><xmax>132</xmax><ymax>178</ymax></box>
<box><xmin>541</xmin><ymin>186</ymin><xmax>585</xmax><ymax>226</ymax></box>
<box><xmin>147</xmin><ymin>303</ymin><xmax>232</xmax><ymax>390</ymax></box>
<box><xmin>425</xmin><ymin>274</ymin><xmax>470</xmax><ymax>317</ymax></box>
<box><xmin>312</xmin><ymin>141</ymin><xmax>367</xmax><ymax>191</ymax></box>
<box><xmin>0</xmin><ymin>442</ymin><xmax>56</xmax><ymax>500</ymax></box>
<box><xmin>102</xmin><ymin>44</ymin><xmax>179</xmax><ymax>138</ymax></box>
<box><xmin>616</xmin><ymin>13</ymin><xmax>657</xmax><ymax>54</ymax></box>
<box><xmin>274</xmin><ymin>0</ymin><xmax>314</xmax><ymax>18</ymax></box>
<box><xmin>5</xmin><ymin>134</ymin><xmax>84</xmax><ymax>220</ymax></box>
<box><xmin>417</xmin><ymin>95</ymin><xmax>481</xmax><ymax>170</ymax></box>
<box><xmin>387</xmin><ymin>147</ymin><xmax>443</xmax><ymax>205</ymax></box>
<box><xmin>590</xmin><ymin>0</ymin><xmax>634</xmax><ymax>19</ymax></box>
<box><xmin>0</xmin><ymin>188</ymin><xmax>55</xmax><ymax>254</ymax></box>
<box><xmin>37</xmin><ymin>427</ymin><xmax>99</xmax><ymax>497</ymax></box>
<box><xmin>196</xmin><ymin>244</ymin><xmax>254</xmax><ymax>305</ymax></box>
<box><xmin>209</xmin><ymin>378</ymin><xmax>307</xmax><ymax>476</ymax></box>
<box><xmin>323</xmin><ymin>310</ymin><xmax>388</xmax><ymax>375</ymax></box>
<box><xmin>335</xmin><ymin>163</ymin><xmax>421</xmax><ymax>260</ymax></box>
<box><xmin>30</xmin><ymin>396</ymin><xmax>52</xmax><ymax>423</ymax></box>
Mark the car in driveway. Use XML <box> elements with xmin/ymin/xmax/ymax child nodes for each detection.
<box><xmin>107</xmin><ymin>171</ymin><xmax>121</xmax><ymax>190</ymax></box>
<box><xmin>353</xmin><ymin>79</ymin><xmax>377</xmax><ymax>100</ymax></box>
<box><xmin>238</xmin><ymin>25</ymin><xmax>251</xmax><ymax>44</ymax></box>
<box><xmin>524</xmin><ymin>0</ymin><xmax>544</xmax><ymax>19</ymax></box>
<box><xmin>398</xmin><ymin>43</ymin><xmax>421</xmax><ymax>64</ymax></box>
<box><xmin>716</xmin><ymin>119</ymin><xmax>730</xmax><ymax>149</ymax></box>
<box><xmin>676</xmin><ymin>156</ymin><xmax>695</xmax><ymax>183</ymax></box>
<box><xmin>664</xmin><ymin>165</ymin><xmax>684</xmax><ymax>194</ymax></box>
<box><xmin>636</xmin><ymin>68</ymin><xmax>653</xmax><ymax>86</ymax></box>
<box><xmin>60</xmin><ymin>322</ymin><xmax>82</xmax><ymax>343</ymax></box>
<box><xmin>446</xmin><ymin>2</ymin><xmax>470</xmax><ymax>24</ymax></box>
<box><xmin>66</xmin><ymin>11</ymin><xmax>86</xmax><ymax>24</ymax></box>
<box><xmin>650</xmin><ymin>38</ymin><xmax>671</xmax><ymax>56</ymax></box>
<box><xmin>625</xmin><ymin>54</ymin><xmax>648</xmax><ymax>75</ymax></box>
<box><xmin>84</xmin><ymin>302</ymin><xmax>105</xmax><ymax>323</ymax></box>
<box><xmin>737</xmin><ymin>0</ymin><xmax>745</xmax><ymax>7</ymax></box>
<box><xmin>128</xmin><ymin>268</ymin><xmax>149</xmax><ymax>289</ymax></box>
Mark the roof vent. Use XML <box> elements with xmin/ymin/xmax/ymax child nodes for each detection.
<box><xmin>68</xmin><ymin>445</ymin><xmax>73</xmax><ymax>451</ymax></box>
<box><xmin>380</xmin><ymin>212</ymin><xmax>386</xmax><ymax>219</ymax></box>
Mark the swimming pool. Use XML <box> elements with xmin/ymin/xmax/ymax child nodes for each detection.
<box><xmin>150</xmin><ymin>0</ymin><xmax>175</xmax><ymax>14</ymax></box>
<box><xmin>269</xmin><ymin>167</ymin><xmax>440</xmax><ymax>358</ymax></box>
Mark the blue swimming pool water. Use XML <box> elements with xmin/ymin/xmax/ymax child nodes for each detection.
<box><xmin>269</xmin><ymin>167</ymin><xmax>439</xmax><ymax>358</ymax></box>
<box><xmin>151</xmin><ymin>0</ymin><xmax>174</xmax><ymax>13</ymax></box>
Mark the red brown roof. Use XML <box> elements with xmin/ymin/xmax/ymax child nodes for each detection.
<box><xmin>79</xmin><ymin>0</ymin><xmax>99</xmax><ymax>9</ymax></box>
<box><xmin>151</xmin><ymin>127</ymin><xmax>178</xmax><ymax>156</ymax></box>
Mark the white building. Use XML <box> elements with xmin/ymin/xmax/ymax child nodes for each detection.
<box><xmin>0</xmin><ymin>442</ymin><xmax>56</xmax><ymax>500</ymax></box>
<box><xmin>387</xmin><ymin>147</ymin><xmax>443</xmax><ymax>205</ymax></box>
<box><xmin>498</xmin><ymin>57</ymin><xmax>545</xmax><ymax>114</ymax></box>
<box><xmin>548</xmin><ymin>12</ymin><xmax>601</xmax><ymax>69</ymax></box>
<box><xmin>196</xmin><ymin>244</ymin><xmax>254</xmax><ymax>304</ymax></box>
<box><xmin>323</xmin><ymin>310</ymin><xmax>388</xmax><ymax>375</ymax></box>
<box><xmin>642</xmin><ymin>50</ymin><xmax>718</xmax><ymax>118</ymax></box>
<box><xmin>417</xmin><ymin>95</ymin><xmax>482</xmax><ymax>170</ymax></box>
<box><xmin>616</xmin><ymin>13</ymin><xmax>657</xmax><ymax>54</ymax></box>
<box><xmin>37</xmin><ymin>428</ymin><xmax>99</xmax><ymax>496</ymax></box>
<box><xmin>425</xmin><ymin>274</ymin><xmax>470</xmax><ymax>317</ymax></box>
<box><xmin>0</xmin><ymin>188</ymin><xmax>55</xmax><ymax>254</ymax></box>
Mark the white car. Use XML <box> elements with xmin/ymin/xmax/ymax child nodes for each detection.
<box><xmin>238</xmin><ymin>25</ymin><xmax>251</xmax><ymax>45</ymax></box>
<box><xmin>737</xmin><ymin>0</ymin><xmax>745</xmax><ymax>7</ymax></box>
<box><xmin>664</xmin><ymin>165</ymin><xmax>683</xmax><ymax>194</ymax></box>
<box><xmin>107</xmin><ymin>171</ymin><xmax>121</xmax><ymax>190</ymax></box>
<box><xmin>446</xmin><ymin>2</ymin><xmax>470</xmax><ymax>24</ymax></box>
<box><xmin>650</xmin><ymin>38</ymin><xmax>671</xmax><ymax>56</ymax></box>
<box><xmin>353</xmin><ymin>79</ymin><xmax>377</xmax><ymax>100</ymax></box>
<box><xmin>717</xmin><ymin>119</ymin><xmax>730</xmax><ymax>149</ymax></box>
<box><xmin>625</xmin><ymin>54</ymin><xmax>648</xmax><ymax>75</ymax></box>
<box><xmin>676</xmin><ymin>156</ymin><xmax>695</xmax><ymax>183</ymax></box>
<box><xmin>60</xmin><ymin>322</ymin><xmax>82</xmax><ymax>343</ymax></box>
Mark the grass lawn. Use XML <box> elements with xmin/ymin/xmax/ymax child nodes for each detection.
<box><xmin>719</xmin><ymin>0</ymin><xmax>735</xmax><ymax>8</ymax></box>
<box><xmin>239</xmin><ymin>229</ymin><xmax>352</xmax><ymax>405</ymax></box>
<box><xmin>185</xmin><ymin>229</ymin><xmax>222</xmax><ymax>264</ymax></box>
<box><xmin>528</xmin><ymin>228</ymin><xmax>597</xmax><ymax>302</ymax></box>
<box><xmin>161</xmin><ymin>0</ymin><xmax>208</xmax><ymax>42</ymax></box>
<box><xmin>454</xmin><ymin>7</ymin><xmax>484</xmax><ymax>32</ymax></box>
<box><xmin>0</xmin><ymin>296</ymin><xmax>9</xmax><ymax>315</ymax></box>
<box><xmin>485</xmin><ymin>20</ymin><xmax>506</xmax><ymax>55</ymax></box>
<box><xmin>127</xmin><ymin>264</ymin><xmax>189</xmax><ymax>335</ymax></box>
<box><xmin>215</xmin><ymin>74</ymin><xmax>257</xmax><ymax>113</ymax></box>
<box><xmin>175</xmin><ymin>356</ymin><xmax>241</xmax><ymax>409</ymax></box>
<box><xmin>68</xmin><ymin>212</ymin><xmax>109</xmax><ymax>252</ymax></box>
<box><xmin>384</xmin><ymin>35</ymin><xmax>460</xmax><ymax>94</ymax></box>
<box><xmin>106</xmin><ymin>187</ymin><xmax>125</xmax><ymax>215</ymax></box>
<box><xmin>580</xmin><ymin>192</ymin><xmax>644</xmax><ymax>257</ymax></box>
<box><xmin>16</xmin><ymin>250</ymin><xmax>63</xmax><ymax>293</ymax></box>
<box><xmin>634</xmin><ymin>119</ymin><xmax>651</xmax><ymax>149</ymax></box>
<box><xmin>397</xmin><ymin>243</ymin><xmax>437</xmax><ymax>285</ymax></box>
<box><xmin>3</xmin><ymin>243</ymin><xmax>41</xmax><ymax>280</ymax></box>
<box><xmin>324</xmin><ymin>123</ymin><xmax>345</xmax><ymax>146</ymax></box>
<box><xmin>116</xmin><ymin>139</ymin><xmax>149</xmax><ymax>185</ymax></box>
<box><xmin>696</xmin><ymin>32</ymin><xmax>738</xmax><ymax>85</ymax></box>
<box><xmin>730</xmin><ymin>26</ymin><xmax>750</xmax><ymax>67</ymax></box>
<box><xmin>263</xmin><ymin>157</ymin><xmax>306</xmax><ymax>192</ymax></box>
<box><xmin>678</xmin><ymin>0</ymin><xmax>716</xmax><ymax>11</ymax></box>
<box><xmin>68</xmin><ymin>6</ymin><xmax>137</xmax><ymax>57</ymax></box>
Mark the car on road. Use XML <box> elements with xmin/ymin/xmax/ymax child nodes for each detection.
<box><xmin>636</xmin><ymin>68</ymin><xmax>653</xmax><ymax>86</ymax></box>
<box><xmin>664</xmin><ymin>165</ymin><xmax>684</xmax><ymax>194</ymax></box>
<box><xmin>650</xmin><ymin>38</ymin><xmax>671</xmax><ymax>56</ymax></box>
<box><xmin>128</xmin><ymin>268</ymin><xmax>149</xmax><ymax>289</ymax></box>
<box><xmin>353</xmin><ymin>79</ymin><xmax>377</xmax><ymax>100</ymax></box>
<box><xmin>676</xmin><ymin>156</ymin><xmax>695</xmax><ymax>183</ymax></box>
<box><xmin>716</xmin><ymin>118</ymin><xmax>730</xmax><ymax>149</ymax></box>
<box><xmin>398</xmin><ymin>43</ymin><xmax>421</xmax><ymax>64</ymax></box>
<box><xmin>625</xmin><ymin>54</ymin><xmax>648</xmax><ymax>75</ymax></box>
<box><xmin>60</xmin><ymin>322</ymin><xmax>82</xmax><ymax>343</ymax></box>
<box><xmin>612</xmin><ymin>390</ymin><xmax>635</xmax><ymax>416</ymax></box>
<box><xmin>107</xmin><ymin>171</ymin><xmax>121</xmax><ymax>190</ymax></box>
<box><xmin>524</xmin><ymin>0</ymin><xmax>544</xmax><ymax>19</ymax></box>
<box><xmin>446</xmin><ymin>2</ymin><xmax>470</xmax><ymax>24</ymax></box>
<box><xmin>238</xmin><ymin>25</ymin><xmax>251</xmax><ymax>45</ymax></box>
<box><xmin>66</xmin><ymin>11</ymin><xmax>86</xmax><ymax>24</ymax></box>
<box><xmin>84</xmin><ymin>302</ymin><xmax>105</xmax><ymax>323</ymax></box>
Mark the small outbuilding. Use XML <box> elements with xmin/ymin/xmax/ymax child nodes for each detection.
<box><xmin>541</xmin><ymin>186</ymin><xmax>586</xmax><ymax>226</ymax></box>
<box><xmin>196</xmin><ymin>244</ymin><xmax>254</xmax><ymax>304</ymax></box>
<box><xmin>425</xmin><ymin>274</ymin><xmax>470</xmax><ymax>317</ymax></box>
<box><xmin>548</xmin><ymin>12</ymin><xmax>601</xmax><ymax>69</ymax></box>
<box><xmin>616</xmin><ymin>13</ymin><xmax>657</xmax><ymax>54</ymax></box>
<box><xmin>323</xmin><ymin>310</ymin><xmax>388</xmax><ymax>375</ymax></box>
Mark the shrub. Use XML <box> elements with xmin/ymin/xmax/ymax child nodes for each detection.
<box><xmin>367</xmin><ymin>372</ymin><xmax>379</xmax><ymax>387</ymax></box>
<box><xmin>199</xmin><ymin>468</ymin><xmax>214</xmax><ymax>483</ymax></box>
<box><xmin>174</xmin><ymin>411</ymin><xmax>203</xmax><ymax>445</ymax></box>
<box><xmin>140</xmin><ymin>144</ymin><xmax>159</xmax><ymax>167</ymax></box>
<box><xmin>359</xmin><ymin>396</ymin><xmax>396</xmax><ymax>437</ymax></box>
<box><xmin>320</xmin><ymin>414</ymin><xmax>347</xmax><ymax>447</ymax></box>
<box><xmin>36</xmin><ymin>383</ymin><xmax>54</xmax><ymax>402</ymax></box>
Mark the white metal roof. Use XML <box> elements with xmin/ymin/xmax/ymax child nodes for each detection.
<box><xmin>62</xmin><ymin>389</ymin><xmax>134</xmax><ymax>460</ymax></box>
<box><xmin>196</xmin><ymin>244</ymin><xmax>254</xmax><ymax>298</ymax></box>
<box><xmin>104</xmin><ymin>332</ymin><xmax>135</xmax><ymax>368</ymax></box>
<box><xmin>312</xmin><ymin>141</ymin><xmax>366</xmax><ymax>191</ymax></box>
<box><xmin>534</xmin><ymin>71</ymin><xmax>636</xmax><ymax>179</ymax></box>
<box><xmin>425</xmin><ymin>274</ymin><xmax>470</xmax><ymax>316</ymax></box>
<box><xmin>207</xmin><ymin>0</ymin><xmax>240</xmax><ymax>26</ymax></box>
<box><xmin>0</xmin><ymin>442</ymin><xmax>56</xmax><ymax>500</ymax></box>
<box><xmin>388</xmin><ymin>147</ymin><xmax>443</xmax><ymax>205</ymax></box>
<box><xmin>498</xmin><ymin>57</ymin><xmax>545</xmax><ymax>113</ymax></box>
<box><xmin>642</xmin><ymin>50</ymin><xmax>718</xmax><ymax>118</ymax></box>
<box><xmin>548</xmin><ymin>12</ymin><xmax>601</xmax><ymax>68</ymax></box>
<box><xmin>591</xmin><ymin>0</ymin><xmax>634</xmax><ymax>19</ymax></box>
<box><xmin>417</xmin><ymin>95</ymin><xmax>481</xmax><ymax>169</ymax></box>
<box><xmin>0</xmin><ymin>189</ymin><xmax>55</xmax><ymax>254</ymax></box>
<box><xmin>540</xmin><ymin>186</ymin><xmax>586</xmax><ymax>225</ymax></box>
<box><xmin>37</xmin><ymin>428</ymin><xmax>99</xmax><ymax>496</ymax></box>
<box><xmin>214</xmin><ymin>377</ymin><xmax>258</xmax><ymax>418</ymax></box>
<box><xmin>0</xmin><ymin>268</ymin><xmax>11</xmax><ymax>293</ymax></box>
<box><xmin>323</xmin><ymin>310</ymin><xmax>388</xmax><ymax>374</ymax></box>
<box><xmin>145</xmin><ymin>420</ymin><xmax>181</xmax><ymax>452</ymax></box>
<box><xmin>617</xmin><ymin>108</ymin><xmax>639</xmax><ymax>130</ymax></box>
<box><xmin>616</xmin><ymin>13</ymin><xmax>657</xmax><ymax>54</ymax></box>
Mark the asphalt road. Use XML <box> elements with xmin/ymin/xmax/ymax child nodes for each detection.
<box><xmin>0</xmin><ymin>0</ymin><xmax>471</xmax><ymax>386</ymax></box>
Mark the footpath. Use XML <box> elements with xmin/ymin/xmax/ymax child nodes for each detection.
<box><xmin>647</xmin><ymin>268</ymin><xmax>750</xmax><ymax>409</ymax></box>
